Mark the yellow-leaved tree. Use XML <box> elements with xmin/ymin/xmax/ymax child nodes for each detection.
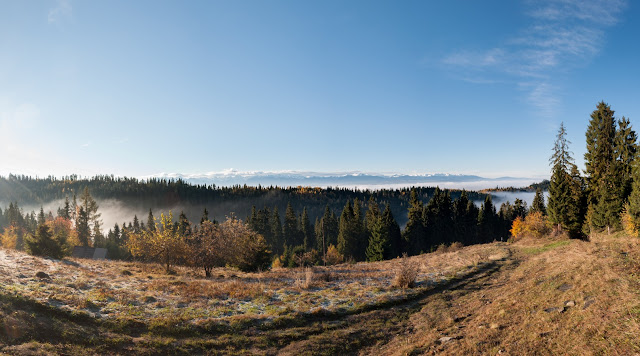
<box><xmin>127</xmin><ymin>212</ymin><xmax>188</xmax><ymax>273</ymax></box>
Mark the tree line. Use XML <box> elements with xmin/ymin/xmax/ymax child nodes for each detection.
<box><xmin>544</xmin><ymin>101</ymin><xmax>640</xmax><ymax>239</ymax></box>
<box><xmin>0</xmin><ymin>182</ymin><xmax>547</xmax><ymax>269</ymax></box>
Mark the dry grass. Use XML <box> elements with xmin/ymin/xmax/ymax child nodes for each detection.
<box><xmin>392</xmin><ymin>254</ymin><xmax>418</xmax><ymax>289</ymax></box>
<box><xmin>5</xmin><ymin>234</ymin><xmax>638</xmax><ymax>355</ymax></box>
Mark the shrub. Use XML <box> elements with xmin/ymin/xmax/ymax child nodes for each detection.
<box><xmin>324</xmin><ymin>244</ymin><xmax>343</xmax><ymax>265</ymax></box>
<box><xmin>510</xmin><ymin>211</ymin><xmax>552</xmax><ymax>239</ymax></box>
<box><xmin>392</xmin><ymin>254</ymin><xmax>418</xmax><ymax>289</ymax></box>
<box><xmin>295</xmin><ymin>267</ymin><xmax>315</xmax><ymax>289</ymax></box>
<box><xmin>25</xmin><ymin>224</ymin><xmax>65</xmax><ymax>259</ymax></box>
<box><xmin>1</xmin><ymin>226</ymin><xmax>24</xmax><ymax>251</ymax></box>
<box><xmin>621</xmin><ymin>203</ymin><xmax>638</xmax><ymax>237</ymax></box>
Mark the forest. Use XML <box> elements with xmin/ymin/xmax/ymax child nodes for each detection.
<box><xmin>1</xmin><ymin>101</ymin><xmax>639</xmax><ymax>271</ymax></box>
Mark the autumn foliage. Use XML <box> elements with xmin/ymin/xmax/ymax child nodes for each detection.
<box><xmin>510</xmin><ymin>211</ymin><xmax>552</xmax><ymax>239</ymax></box>
<box><xmin>127</xmin><ymin>214</ymin><xmax>271</xmax><ymax>274</ymax></box>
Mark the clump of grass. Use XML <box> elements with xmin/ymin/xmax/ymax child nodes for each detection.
<box><xmin>294</xmin><ymin>267</ymin><xmax>315</xmax><ymax>289</ymax></box>
<box><xmin>392</xmin><ymin>254</ymin><xmax>418</xmax><ymax>289</ymax></box>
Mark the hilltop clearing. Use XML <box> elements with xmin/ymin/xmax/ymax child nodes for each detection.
<box><xmin>1</xmin><ymin>233</ymin><xmax>640</xmax><ymax>354</ymax></box>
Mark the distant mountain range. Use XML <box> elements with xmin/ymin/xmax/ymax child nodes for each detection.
<box><xmin>144</xmin><ymin>170</ymin><xmax>542</xmax><ymax>191</ymax></box>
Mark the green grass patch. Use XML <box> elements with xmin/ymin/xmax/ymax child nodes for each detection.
<box><xmin>521</xmin><ymin>240</ymin><xmax>571</xmax><ymax>255</ymax></box>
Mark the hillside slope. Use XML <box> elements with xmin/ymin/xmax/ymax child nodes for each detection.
<box><xmin>1</xmin><ymin>234</ymin><xmax>639</xmax><ymax>355</ymax></box>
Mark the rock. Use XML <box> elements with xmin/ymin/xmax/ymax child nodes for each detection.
<box><xmin>35</xmin><ymin>271</ymin><xmax>50</xmax><ymax>279</ymax></box>
<box><xmin>583</xmin><ymin>297</ymin><xmax>595</xmax><ymax>310</ymax></box>
<box><xmin>438</xmin><ymin>336</ymin><xmax>454</xmax><ymax>344</ymax></box>
<box><xmin>544</xmin><ymin>307</ymin><xmax>563</xmax><ymax>313</ymax></box>
<box><xmin>557</xmin><ymin>283</ymin><xmax>572</xmax><ymax>292</ymax></box>
<box><xmin>144</xmin><ymin>296</ymin><xmax>157</xmax><ymax>303</ymax></box>
<box><xmin>121</xmin><ymin>270</ymin><xmax>133</xmax><ymax>276</ymax></box>
<box><xmin>490</xmin><ymin>323</ymin><xmax>500</xmax><ymax>329</ymax></box>
<box><xmin>564</xmin><ymin>300</ymin><xmax>575</xmax><ymax>307</ymax></box>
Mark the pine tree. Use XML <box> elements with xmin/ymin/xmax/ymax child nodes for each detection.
<box><xmin>147</xmin><ymin>209</ymin><xmax>156</xmax><ymax>232</ymax></box>
<box><xmin>548</xmin><ymin>123</ymin><xmax>573</xmax><ymax>230</ymax></box>
<box><xmin>364</xmin><ymin>196</ymin><xmax>380</xmax><ymax>236</ymax></box>
<box><xmin>337</xmin><ymin>200</ymin><xmax>358</xmax><ymax>260</ymax></box>
<box><xmin>424</xmin><ymin>187</ymin><xmax>453</xmax><ymax>247</ymax></box>
<box><xmin>615</xmin><ymin>116</ymin><xmax>637</xmax><ymax>201</ymax></box>
<box><xmin>76</xmin><ymin>206</ymin><xmax>91</xmax><ymax>246</ymax></box>
<box><xmin>365</xmin><ymin>216</ymin><xmax>387</xmax><ymax>262</ymax></box>
<box><xmin>300</xmin><ymin>207</ymin><xmax>313</xmax><ymax>251</ymax></box>
<box><xmin>37</xmin><ymin>207</ymin><xmax>46</xmax><ymax>226</ymax></box>
<box><xmin>93</xmin><ymin>220</ymin><xmax>105</xmax><ymax>247</ymax></box>
<box><xmin>403</xmin><ymin>189</ymin><xmax>426</xmax><ymax>255</ymax></box>
<box><xmin>584</xmin><ymin>101</ymin><xmax>622</xmax><ymax>232</ymax></box>
<box><xmin>200</xmin><ymin>208</ymin><xmax>210</xmax><ymax>224</ymax></box>
<box><xmin>530</xmin><ymin>188</ymin><xmax>546</xmax><ymax>215</ymax></box>
<box><xmin>283</xmin><ymin>202</ymin><xmax>300</xmax><ymax>247</ymax></box>
<box><xmin>271</xmin><ymin>207</ymin><xmax>283</xmax><ymax>255</ymax></box>
<box><xmin>25</xmin><ymin>224</ymin><xmax>64</xmax><ymax>259</ymax></box>
<box><xmin>177</xmin><ymin>211</ymin><xmax>191</xmax><ymax>237</ymax></box>
<box><xmin>366</xmin><ymin>203</ymin><xmax>401</xmax><ymax>261</ymax></box>
<box><xmin>132</xmin><ymin>215</ymin><xmax>141</xmax><ymax>233</ymax></box>
<box><xmin>477</xmin><ymin>195</ymin><xmax>496</xmax><ymax>243</ymax></box>
<box><xmin>352</xmin><ymin>198</ymin><xmax>366</xmax><ymax>260</ymax></box>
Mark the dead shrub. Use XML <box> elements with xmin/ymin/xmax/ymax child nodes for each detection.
<box><xmin>294</xmin><ymin>267</ymin><xmax>315</xmax><ymax>289</ymax></box>
<box><xmin>392</xmin><ymin>254</ymin><xmax>418</xmax><ymax>289</ymax></box>
<box><xmin>448</xmin><ymin>242</ymin><xmax>463</xmax><ymax>252</ymax></box>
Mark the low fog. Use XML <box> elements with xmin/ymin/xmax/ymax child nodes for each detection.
<box><xmin>1</xmin><ymin>199</ymin><xmax>252</xmax><ymax>234</ymax></box>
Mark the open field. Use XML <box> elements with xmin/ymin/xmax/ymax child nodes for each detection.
<box><xmin>1</xmin><ymin>233</ymin><xmax>640</xmax><ymax>355</ymax></box>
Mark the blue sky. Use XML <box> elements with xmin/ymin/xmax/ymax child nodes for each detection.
<box><xmin>0</xmin><ymin>0</ymin><xmax>637</xmax><ymax>180</ymax></box>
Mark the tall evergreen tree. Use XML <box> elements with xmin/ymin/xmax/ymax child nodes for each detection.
<box><xmin>584</xmin><ymin>101</ymin><xmax>622</xmax><ymax>233</ymax></box>
<box><xmin>177</xmin><ymin>211</ymin><xmax>192</xmax><ymax>236</ymax></box>
<box><xmin>529</xmin><ymin>188</ymin><xmax>546</xmax><ymax>216</ymax></box>
<box><xmin>283</xmin><ymin>202</ymin><xmax>300</xmax><ymax>247</ymax></box>
<box><xmin>352</xmin><ymin>198</ymin><xmax>366</xmax><ymax>260</ymax></box>
<box><xmin>547</xmin><ymin>122</ymin><xmax>582</xmax><ymax>236</ymax></box>
<box><xmin>403</xmin><ymin>189</ymin><xmax>426</xmax><ymax>255</ymax></box>
<box><xmin>76</xmin><ymin>206</ymin><xmax>91</xmax><ymax>246</ymax></box>
<box><xmin>200</xmin><ymin>208</ymin><xmax>210</xmax><ymax>224</ymax></box>
<box><xmin>300</xmin><ymin>207</ymin><xmax>313</xmax><ymax>251</ymax></box>
<box><xmin>337</xmin><ymin>200</ymin><xmax>359</xmax><ymax>260</ymax></box>
<box><xmin>477</xmin><ymin>195</ymin><xmax>496</xmax><ymax>243</ymax></box>
<box><xmin>615</xmin><ymin>116</ymin><xmax>637</xmax><ymax>201</ymax></box>
<box><xmin>271</xmin><ymin>207</ymin><xmax>283</xmax><ymax>255</ymax></box>
<box><xmin>37</xmin><ymin>207</ymin><xmax>46</xmax><ymax>226</ymax></box>
<box><xmin>424</xmin><ymin>187</ymin><xmax>453</xmax><ymax>247</ymax></box>
<box><xmin>147</xmin><ymin>209</ymin><xmax>156</xmax><ymax>232</ymax></box>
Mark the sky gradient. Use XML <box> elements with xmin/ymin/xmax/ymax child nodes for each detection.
<box><xmin>1</xmin><ymin>0</ymin><xmax>638</xmax><ymax>180</ymax></box>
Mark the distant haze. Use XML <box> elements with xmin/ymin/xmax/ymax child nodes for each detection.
<box><xmin>145</xmin><ymin>170</ymin><xmax>542</xmax><ymax>191</ymax></box>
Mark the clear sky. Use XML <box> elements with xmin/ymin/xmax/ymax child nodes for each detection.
<box><xmin>0</xmin><ymin>0</ymin><xmax>638</xmax><ymax>179</ymax></box>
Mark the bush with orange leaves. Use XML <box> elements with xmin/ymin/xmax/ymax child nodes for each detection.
<box><xmin>510</xmin><ymin>211</ymin><xmax>552</xmax><ymax>239</ymax></box>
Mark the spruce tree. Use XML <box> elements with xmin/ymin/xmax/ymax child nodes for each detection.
<box><xmin>615</xmin><ymin>116</ymin><xmax>637</xmax><ymax>201</ymax></box>
<box><xmin>283</xmin><ymin>202</ymin><xmax>300</xmax><ymax>247</ymax></box>
<box><xmin>584</xmin><ymin>101</ymin><xmax>621</xmax><ymax>232</ymax></box>
<box><xmin>200</xmin><ymin>208</ymin><xmax>210</xmax><ymax>224</ymax></box>
<box><xmin>147</xmin><ymin>209</ymin><xmax>156</xmax><ymax>232</ymax></box>
<box><xmin>271</xmin><ymin>207</ymin><xmax>283</xmax><ymax>255</ymax></box>
<box><xmin>300</xmin><ymin>207</ymin><xmax>313</xmax><ymax>251</ymax></box>
<box><xmin>548</xmin><ymin>122</ymin><xmax>575</xmax><ymax>232</ymax></box>
<box><xmin>530</xmin><ymin>188</ymin><xmax>546</xmax><ymax>215</ymax></box>
<box><xmin>352</xmin><ymin>198</ymin><xmax>366</xmax><ymax>260</ymax></box>
<box><xmin>477</xmin><ymin>195</ymin><xmax>496</xmax><ymax>243</ymax></box>
<box><xmin>402</xmin><ymin>189</ymin><xmax>426</xmax><ymax>255</ymax></box>
<box><xmin>337</xmin><ymin>200</ymin><xmax>358</xmax><ymax>260</ymax></box>
<box><xmin>76</xmin><ymin>206</ymin><xmax>91</xmax><ymax>246</ymax></box>
<box><xmin>37</xmin><ymin>207</ymin><xmax>46</xmax><ymax>226</ymax></box>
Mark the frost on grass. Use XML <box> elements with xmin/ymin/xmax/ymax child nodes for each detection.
<box><xmin>0</xmin><ymin>243</ymin><xmax>507</xmax><ymax>329</ymax></box>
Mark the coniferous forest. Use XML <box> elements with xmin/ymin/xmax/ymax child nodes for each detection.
<box><xmin>1</xmin><ymin>101</ymin><xmax>640</xmax><ymax>269</ymax></box>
